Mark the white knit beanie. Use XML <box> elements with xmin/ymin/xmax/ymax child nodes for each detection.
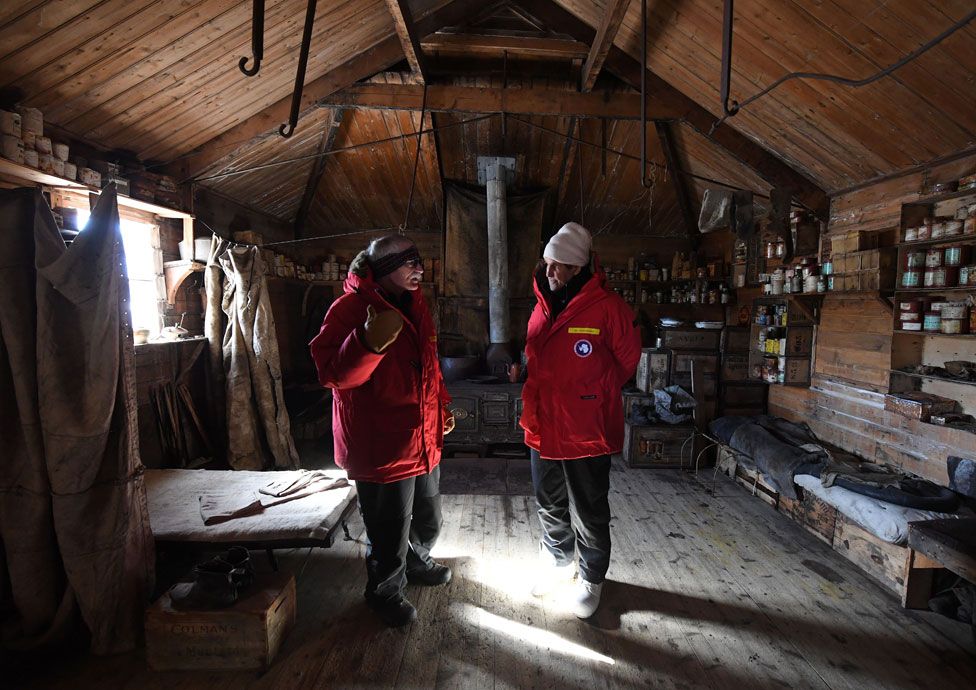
<box><xmin>543</xmin><ymin>222</ymin><xmax>592</xmax><ymax>266</ymax></box>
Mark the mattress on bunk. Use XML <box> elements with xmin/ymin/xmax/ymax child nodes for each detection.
<box><xmin>793</xmin><ymin>474</ymin><xmax>960</xmax><ymax>545</ymax></box>
<box><xmin>145</xmin><ymin>469</ymin><xmax>357</xmax><ymax>544</ymax></box>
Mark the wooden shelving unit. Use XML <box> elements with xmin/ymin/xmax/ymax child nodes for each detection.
<box><xmin>889</xmin><ymin>187</ymin><xmax>976</xmax><ymax>420</ymax></box>
<box><xmin>748</xmin><ymin>296</ymin><xmax>815</xmax><ymax>386</ymax></box>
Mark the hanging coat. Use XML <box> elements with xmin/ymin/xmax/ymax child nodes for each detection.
<box><xmin>520</xmin><ymin>264</ymin><xmax>642</xmax><ymax>460</ymax></box>
<box><xmin>309</xmin><ymin>269</ymin><xmax>449</xmax><ymax>483</ymax></box>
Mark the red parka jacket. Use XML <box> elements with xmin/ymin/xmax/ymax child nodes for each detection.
<box><xmin>309</xmin><ymin>269</ymin><xmax>449</xmax><ymax>483</ymax></box>
<box><xmin>520</xmin><ymin>262</ymin><xmax>641</xmax><ymax>460</ymax></box>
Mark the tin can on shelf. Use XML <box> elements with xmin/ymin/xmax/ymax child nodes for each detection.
<box><xmin>905</xmin><ymin>251</ymin><xmax>926</xmax><ymax>269</ymax></box>
<box><xmin>931</xmin><ymin>222</ymin><xmax>946</xmax><ymax>239</ymax></box>
<box><xmin>902</xmin><ymin>321</ymin><xmax>923</xmax><ymax>331</ymax></box>
<box><xmin>941</xmin><ymin>302</ymin><xmax>968</xmax><ymax>319</ymax></box>
<box><xmin>961</xmin><ymin>265</ymin><xmax>970</xmax><ymax>285</ymax></box>
<box><xmin>945</xmin><ymin>220</ymin><xmax>964</xmax><ymax>237</ymax></box>
<box><xmin>904</xmin><ymin>226</ymin><xmax>919</xmax><ymax>241</ymax></box>
<box><xmin>944</xmin><ymin>245</ymin><xmax>969</xmax><ymax>266</ymax></box>
<box><xmin>925</xmin><ymin>248</ymin><xmax>944</xmax><ymax>267</ymax></box>
<box><xmin>917</xmin><ymin>223</ymin><xmax>931</xmax><ymax>240</ymax></box>
<box><xmin>965</xmin><ymin>217</ymin><xmax>976</xmax><ymax>235</ymax></box>
<box><xmin>923</xmin><ymin>311</ymin><xmax>942</xmax><ymax>331</ymax></box>
<box><xmin>902</xmin><ymin>271</ymin><xmax>921</xmax><ymax>288</ymax></box>
<box><xmin>941</xmin><ymin>318</ymin><xmax>969</xmax><ymax>334</ymax></box>
<box><xmin>899</xmin><ymin>310</ymin><xmax>920</xmax><ymax>322</ymax></box>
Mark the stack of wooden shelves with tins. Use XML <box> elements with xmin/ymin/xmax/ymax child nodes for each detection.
<box><xmin>889</xmin><ymin>186</ymin><xmax>976</xmax><ymax>424</ymax></box>
<box><xmin>719</xmin><ymin>326</ymin><xmax>767</xmax><ymax>415</ymax></box>
<box><xmin>748</xmin><ymin>297</ymin><xmax>815</xmax><ymax>386</ymax></box>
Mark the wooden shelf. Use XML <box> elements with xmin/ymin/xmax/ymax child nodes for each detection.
<box><xmin>0</xmin><ymin>157</ymin><xmax>191</xmax><ymax>219</ymax></box>
<box><xmin>891</xmin><ymin>370</ymin><xmax>976</xmax><ymax>388</ymax></box>
<box><xmin>892</xmin><ymin>329</ymin><xmax>976</xmax><ymax>337</ymax></box>
<box><xmin>164</xmin><ymin>260</ymin><xmax>205</xmax><ymax>304</ymax></box>
<box><xmin>894</xmin><ymin>287</ymin><xmax>976</xmax><ymax>295</ymax></box>
<box><xmin>896</xmin><ymin>235</ymin><xmax>976</xmax><ymax>249</ymax></box>
<box><xmin>907</xmin><ymin>187</ymin><xmax>976</xmax><ymax>206</ymax></box>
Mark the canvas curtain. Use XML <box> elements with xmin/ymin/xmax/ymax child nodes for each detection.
<box><xmin>0</xmin><ymin>186</ymin><xmax>154</xmax><ymax>655</ymax></box>
<box><xmin>205</xmin><ymin>239</ymin><xmax>299</xmax><ymax>471</ymax></box>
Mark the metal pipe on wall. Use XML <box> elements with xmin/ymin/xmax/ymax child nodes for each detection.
<box><xmin>485</xmin><ymin>161</ymin><xmax>510</xmax><ymax>346</ymax></box>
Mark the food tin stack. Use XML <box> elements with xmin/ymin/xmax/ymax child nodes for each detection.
<box><xmin>940</xmin><ymin>301</ymin><xmax>970</xmax><ymax>334</ymax></box>
<box><xmin>898</xmin><ymin>298</ymin><xmax>928</xmax><ymax>331</ymax></box>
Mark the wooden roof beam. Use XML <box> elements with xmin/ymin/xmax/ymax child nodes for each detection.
<box><xmin>580</xmin><ymin>0</ymin><xmax>631</xmax><ymax>92</ymax></box>
<box><xmin>320</xmin><ymin>82</ymin><xmax>684</xmax><ymax>120</ymax></box>
<box><xmin>655</xmin><ymin>120</ymin><xmax>699</xmax><ymax>245</ymax></box>
<box><xmin>384</xmin><ymin>0</ymin><xmax>428</xmax><ymax>83</ymax></box>
<box><xmin>516</xmin><ymin>0</ymin><xmax>828</xmax><ymax>218</ymax></box>
<box><xmin>294</xmin><ymin>109</ymin><xmax>344</xmax><ymax>237</ymax></box>
<box><xmin>166</xmin><ymin>36</ymin><xmax>405</xmax><ymax>182</ymax></box>
<box><xmin>421</xmin><ymin>33</ymin><xmax>589</xmax><ymax>60</ymax></box>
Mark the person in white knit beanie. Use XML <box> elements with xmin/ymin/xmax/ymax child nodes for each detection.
<box><xmin>521</xmin><ymin>221</ymin><xmax>641</xmax><ymax>620</ymax></box>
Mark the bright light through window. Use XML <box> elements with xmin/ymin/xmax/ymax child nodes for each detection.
<box><xmin>74</xmin><ymin>207</ymin><xmax>161</xmax><ymax>338</ymax></box>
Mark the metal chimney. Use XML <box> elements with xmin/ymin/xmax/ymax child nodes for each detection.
<box><xmin>477</xmin><ymin>156</ymin><xmax>517</xmax><ymax>373</ymax></box>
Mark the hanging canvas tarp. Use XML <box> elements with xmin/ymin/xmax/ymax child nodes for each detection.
<box><xmin>0</xmin><ymin>186</ymin><xmax>154</xmax><ymax>654</ymax></box>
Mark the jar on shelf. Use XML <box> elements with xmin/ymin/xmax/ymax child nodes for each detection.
<box><xmin>923</xmin><ymin>311</ymin><xmax>942</xmax><ymax>331</ymax></box>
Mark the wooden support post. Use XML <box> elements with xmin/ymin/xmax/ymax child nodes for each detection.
<box><xmin>294</xmin><ymin>109</ymin><xmax>344</xmax><ymax>238</ymax></box>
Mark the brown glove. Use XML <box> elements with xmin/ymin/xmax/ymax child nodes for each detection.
<box><xmin>363</xmin><ymin>304</ymin><xmax>404</xmax><ymax>353</ymax></box>
<box><xmin>443</xmin><ymin>405</ymin><xmax>456</xmax><ymax>435</ymax></box>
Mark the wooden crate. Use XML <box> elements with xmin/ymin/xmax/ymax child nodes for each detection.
<box><xmin>670</xmin><ymin>350</ymin><xmax>719</xmax><ymax>376</ymax></box>
<box><xmin>622</xmin><ymin>390</ymin><xmax>655</xmax><ymax>421</ymax></box>
<box><xmin>720</xmin><ymin>354</ymin><xmax>750</xmax><ymax>382</ymax></box>
<box><xmin>635</xmin><ymin>348</ymin><xmax>669</xmax><ymax>393</ymax></box>
<box><xmin>785</xmin><ymin>326</ymin><xmax>814</xmax><ymax>356</ymax></box>
<box><xmin>671</xmin><ymin>372</ymin><xmax>717</xmax><ymax>398</ymax></box>
<box><xmin>778</xmin><ymin>491</ymin><xmax>838</xmax><ymax>546</ymax></box>
<box><xmin>623</xmin><ymin>422</ymin><xmax>694</xmax><ymax>468</ymax></box>
<box><xmin>721</xmin><ymin>326</ymin><xmax>751</xmax><ymax>353</ymax></box>
<box><xmin>661</xmin><ymin>327</ymin><xmax>721</xmax><ymax>351</ymax></box>
<box><xmin>146</xmin><ymin>572</ymin><xmax>296</xmax><ymax>671</ymax></box>
<box><xmin>832</xmin><ymin>515</ymin><xmax>908</xmax><ymax>596</ymax></box>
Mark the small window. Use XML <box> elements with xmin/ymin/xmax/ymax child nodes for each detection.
<box><xmin>73</xmin><ymin>208</ymin><xmax>163</xmax><ymax>338</ymax></box>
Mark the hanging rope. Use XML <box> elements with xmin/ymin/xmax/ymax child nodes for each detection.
<box><xmin>401</xmin><ymin>84</ymin><xmax>428</xmax><ymax>234</ymax></box>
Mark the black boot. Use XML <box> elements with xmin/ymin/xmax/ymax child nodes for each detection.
<box><xmin>171</xmin><ymin>558</ymin><xmax>239</xmax><ymax>610</ymax></box>
<box><xmin>406</xmin><ymin>562</ymin><xmax>452</xmax><ymax>586</ymax></box>
<box><xmin>366</xmin><ymin>594</ymin><xmax>418</xmax><ymax>627</ymax></box>
<box><xmin>223</xmin><ymin>546</ymin><xmax>254</xmax><ymax>591</ymax></box>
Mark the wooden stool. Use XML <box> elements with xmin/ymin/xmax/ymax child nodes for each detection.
<box><xmin>902</xmin><ymin>518</ymin><xmax>976</xmax><ymax>609</ymax></box>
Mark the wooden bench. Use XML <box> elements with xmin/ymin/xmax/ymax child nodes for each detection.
<box><xmin>903</xmin><ymin>518</ymin><xmax>976</xmax><ymax>609</ymax></box>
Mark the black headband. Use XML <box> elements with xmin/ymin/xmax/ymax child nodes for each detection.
<box><xmin>368</xmin><ymin>246</ymin><xmax>421</xmax><ymax>279</ymax></box>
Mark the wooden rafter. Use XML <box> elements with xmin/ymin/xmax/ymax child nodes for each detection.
<box><xmin>167</xmin><ymin>36</ymin><xmax>404</xmax><ymax>182</ymax></box>
<box><xmin>654</xmin><ymin>120</ymin><xmax>698</xmax><ymax>243</ymax></box>
<box><xmin>294</xmin><ymin>109</ymin><xmax>344</xmax><ymax>237</ymax></box>
<box><xmin>553</xmin><ymin>117</ymin><xmax>580</xmax><ymax>233</ymax></box>
<box><xmin>320</xmin><ymin>82</ymin><xmax>682</xmax><ymax>120</ymax></box>
<box><xmin>384</xmin><ymin>0</ymin><xmax>428</xmax><ymax>82</ymax></box>
<box><xmin>421</xmin><ymin>33</ymin><xmax>588</xmax><ymax>60</ymax></box>
<box><xmin>516</xmin><ymin>0</ymin><xmax>829</xmax><ymax>218</ymax></box>
<box><xmin>580</xmin><ymin>0</ymin><xmax>630</xmax><ymax>92</ymax></box>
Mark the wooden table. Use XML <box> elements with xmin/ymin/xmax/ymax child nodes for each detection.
<box><xmin>902</xmin><ymin>518</ymin><xmax>976</xmax><ymax>608</ymax></box>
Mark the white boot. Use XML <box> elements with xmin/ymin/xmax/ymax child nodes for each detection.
<box><xmin>530</xmin><ymin>547</ymin><xmax>576</xmax><ymax>597</ymax></box>
<box><xmin>571</xmin><ymin>580</ymin><xmax>603</xmax><ymax>618</ymax></box>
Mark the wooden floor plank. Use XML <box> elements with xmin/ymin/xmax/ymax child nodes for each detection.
<box><xmin>24</xmin><ymin>463</ymin><xmax>976</xmax><ymax>690</ymax></box>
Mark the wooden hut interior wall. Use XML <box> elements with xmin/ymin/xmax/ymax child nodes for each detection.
<box><xmin>2</xmin><ymin>0</ymin><xmax>976</xmax><ymax>684</ymax></box>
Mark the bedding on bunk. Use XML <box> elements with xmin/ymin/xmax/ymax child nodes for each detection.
<box><xmin>146</xmin><ymin>469</ymin><xmax>356</xmax><ymax>544</ymax></box>
<box><xmin>793</xmin><ymin>474</ymin><xmax>962</xmax><ymax>545</ymax></box>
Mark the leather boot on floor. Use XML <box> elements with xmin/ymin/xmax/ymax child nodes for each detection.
<box><xmin>366</xmin><ymin>595</ymin><xmax>418</xmax><ymax>627</ymax></box>
<box><xmin>406</xmin><ymin>562</ymin><xmax>452</xmax><ymax>586</ymax></box>
<box><xmin>223</xmin><ymin>546</ymin><xmax>254</xmax><ymax>590</ymax></box>
<box><xmin>171</xmin><ymin>558</ymin><xmax>239</xmax><ymax>610</ymax></box>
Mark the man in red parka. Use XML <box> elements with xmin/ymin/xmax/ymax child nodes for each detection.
<box><xmin>520</xmin><ymin>222</ymin><xmax>641</xmax><ymax>618</ymax></box>
<box><xmin>309</xmin><ymin>235</ymin><xmax>454</xmax><ymax>627</ymax></box>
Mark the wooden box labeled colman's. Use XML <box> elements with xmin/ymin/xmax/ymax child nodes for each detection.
<box><xmin>623</xmin><ymin>422</ymin><xmax>695</xmax><ymax>468</ymax></box>
<box><xmin>145</xmin><ymin>572</ymin><xmax>296</xmax><ymax>671</ymax></box>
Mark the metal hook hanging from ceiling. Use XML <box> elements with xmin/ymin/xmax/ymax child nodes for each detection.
<box><xmin>280</xmin><ymin>0</ymin><xmax>319</xmax><ymax>138</ymax></box>
<box><xmin>719</xmin><ymin>0</ymin><xmax>739</xmax><ymax>118</ymax></box>
<box><xmin>239</xmin><ymin>0</ymin><xmax>265</xmax><ymax>76</ymax></box>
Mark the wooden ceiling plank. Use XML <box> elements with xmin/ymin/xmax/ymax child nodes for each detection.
<box><xmin>0</xmin><ymin>0</ymin><xmax>102</xmax><ymax>64</ymax></box>
<box><xmin>294</xmin><ymin>109</ymin><xmax>343</xmax><ymax>235</ymax></box>
<box><xmin>41</xmin><ymin>0</ymin><xmax>250</xmax><ymax>123</ymax></box>
<box><xmin>166</xmin><ymin>34</ymin><xmax>404</xmax><ymax>181</ymax></box>
<box><xmin>421</xmin><ymin>32</ymin><xmax>589</xmax><ymax>60</ymax></box>
<box><xmin>319</xmin><ymin>81</ymin><xmax>683</xmax><ymax>119</ymax></box>
<box><xmin>383</xmin><ymin>0</ymin><xmax>428</xmax><ymax>82</ymax></box>
<box><xmin>513</xmin><ymin>0</ymin><xmax>827</xmax><ymax>216</ymax></box>
<box><xmin>580</xmin><ymin>0</ymin><xmax>631</xmax><ymax>92</ymax></box>
<box><xmin>654</xmin><ymin>120</ymin><xmax>698</xmax><ymax>241</ymax></box>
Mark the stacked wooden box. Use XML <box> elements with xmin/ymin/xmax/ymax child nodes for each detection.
<box><xmin>624</xmin><ymin>347</ymin><xmax>693</xmax><ymax>468</ymax></box>
<box><xmin>718</xmin><ymin>326</ymin><xmax>767</xmax><ymax>417</ymax></box>
<box><xmin>829</xmin><ymin>230</ymin><xmax>896</xmax><ymax>292</ymax></box>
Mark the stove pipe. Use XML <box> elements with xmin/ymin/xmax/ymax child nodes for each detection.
<box><xmin>478</xmin><ymin>157</ymin><xmax>517</xmax><ymax>371</ymax></box>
